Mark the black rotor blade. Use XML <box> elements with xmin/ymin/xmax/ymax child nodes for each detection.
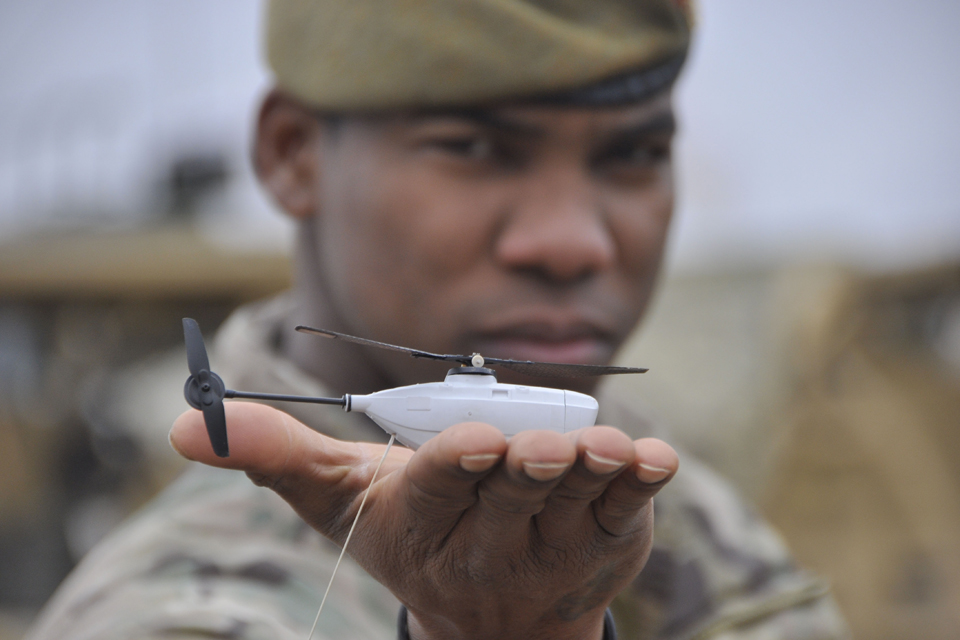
<box><xmin>488</xmin><ymin>359</ymin><xmax>648</xmax><ymax>378</ymax></box>
<box><xmin>183</xmin><ymin>318</ymin><xmax>210</xmax><ymax>376</ymax></box>
<box><xmin>201</xmin><ymin>400</ymin><xmax>229</xmax><ymax>458</ymax></box>
<box><xmin>295</xmin><ymin>325</ymin><xmax>466</xmax><ymax>363</ymax></box>
<box><xmin>295</xmin><ymin>325</ymin><xmax>649</xmax><ymax>377</ymax></box>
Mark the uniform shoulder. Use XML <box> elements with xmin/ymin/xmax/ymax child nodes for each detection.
<box><xmin>26</xmin><ymin>464</ymin><xmax>398</xmax><ymax>640</ymax></box>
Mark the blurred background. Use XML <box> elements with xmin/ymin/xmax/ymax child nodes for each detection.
<box><xmin>0</xmin><ymin>1</ymin><xmax>957</xmax><ymax>639</ymax></box>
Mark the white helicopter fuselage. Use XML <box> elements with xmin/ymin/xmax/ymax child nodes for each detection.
<box><xmin>346</xmin><ymin>368</ymin><xmax>599</xmax><ymax>450</ymax></box>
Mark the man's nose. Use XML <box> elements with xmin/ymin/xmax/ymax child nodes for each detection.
<box><xmin>494</xmin><ymin>167</ymin><xmax>616</xmax><ymax>282</ymax></box>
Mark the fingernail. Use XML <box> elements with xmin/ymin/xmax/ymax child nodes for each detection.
<box><xmin>522</xmin><ymin>461</ymin><xmax>570</xmax><ymax>482</ymax></box>
<box><xmin>637</xmin><ymin>463</ymin><xmax>671</xmax><ymax>484</ymax></box>
<box><xmin>584</xmin><ymin>451</ymin><xmax>627</xmax><ymax>475</ymax></box>
<box><xmin>168</xmin><ymin>429</ymin><xmax>193</xmax><ymax>461</ymax></box>
<box><xmin>460</xmin><ymin>453</ymin><xmax>501</xmax><ymax>473</ymax></box>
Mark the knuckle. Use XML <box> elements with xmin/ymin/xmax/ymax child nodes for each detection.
<box><xmin>552</xmin><ymin>480</ymin><xmax>606</xmax><ymax>504</ymax></box>
<box><xmin>478</xmin><ymin>484</ymin><xmax>546</xmax><ymax>516</ymax></box>
<box><xmin>245</xmin><ymin>471</ymin><xmax>284</xmax><ymax>491</ymax></box>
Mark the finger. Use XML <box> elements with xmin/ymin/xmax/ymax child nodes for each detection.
<box><xmin>397</xmin><ymin>422</ymin><xmax>508</xmax><ymax>538</ymax></box>
<box><xmin>467</xmin><ymin>429</ymin><xmax>577</xmax><ymax>543</ymax></box>
<box><xmin>535</xmin><ymin>426</ymin><xmax>636</xmax><ymax>538</ymax></box>
<box><xmin>169</xmin><ymin>404</ymin><xmax>411</xmax><ymax>536</ymax></box>
<box><xmin>592</xmin><ymin>438</ymin><xmax>679</xmax><ymax>537</ymax></box>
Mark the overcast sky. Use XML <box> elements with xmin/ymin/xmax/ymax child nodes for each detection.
<box><xmin>0</xmin><ymin>0</ymin><xmax>958</xmax><ymax>270</ymax></box>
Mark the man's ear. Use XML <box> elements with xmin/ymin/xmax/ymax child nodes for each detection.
<box><xmin>254</xmin><ymin>90</ymin><xmax>325</xmax><ymax>220</ymax></box>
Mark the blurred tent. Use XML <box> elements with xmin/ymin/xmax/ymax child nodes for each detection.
<box><xmin>610</xmin><ymin>262</ymin><xmax>960</xmax><ymax>639</ymax></box>
<box><xmin>763</xmin><ymin>265</ymin><xmax>960</xmax><ymax>639</ymax></box>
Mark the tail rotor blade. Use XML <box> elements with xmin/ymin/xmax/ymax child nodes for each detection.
<box><xmin>201</xmin><ymin>400</ymin><xmax>230</xmax><ymax>458</ymax></box>
<box><xmin>182</xmin><ymin>318</ymin><xmax>230</xmax><ymax>458</ymax></box>
<box><xmin>183</xmin><ymin>318</ymin><xmax>210</xmax><ymax>376</ymax></box>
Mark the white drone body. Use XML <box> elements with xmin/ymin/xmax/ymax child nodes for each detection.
<box><xmin>346</xmin><ymin>367</ymin><xmax>599</xmax><ymax>450</ymax></box>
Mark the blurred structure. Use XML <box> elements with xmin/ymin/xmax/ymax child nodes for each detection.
<box><xmin>0</xmin><ymin>229</ymin><xmax>289</xmax><ymax>636</ymax></box>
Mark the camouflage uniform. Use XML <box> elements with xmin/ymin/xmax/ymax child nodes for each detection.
<box><xmin>27</xmin><ymin>297</ymin><xmax>850</xmax><ymax>640</ymax></box>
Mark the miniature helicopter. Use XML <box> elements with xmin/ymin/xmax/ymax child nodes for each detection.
<box><xmin>182</xmin><ymin>317</ymin><xmax>648</xmax><ymax>457</ymax></box>
<box><xmin>183</xmin><ymin>316</ymin><xmax>650</xmax><ymax>637</ymax></box>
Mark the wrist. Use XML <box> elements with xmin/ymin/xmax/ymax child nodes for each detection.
<box><xmin>398</xmin><ymin>606</ymin><xmax>616</xmax><ymax>640</ymax></box>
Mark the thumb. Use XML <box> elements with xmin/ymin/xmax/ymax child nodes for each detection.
<box><xmin>170</xmin><ymin>402</ymin><xmax>319</xmax><ymax>475</ymax></box>
<box><xmin>169</xmin><ymin>403</ymin><xmax>409</xmax><ymax>539</ymax></box>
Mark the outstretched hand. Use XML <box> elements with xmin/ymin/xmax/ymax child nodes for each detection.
<box><xmin>170</xmin><ymin>403</ymin><xmax>678</xmax><ymax>640</ymax></box>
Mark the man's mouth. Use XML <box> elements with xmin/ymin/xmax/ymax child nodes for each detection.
<box><xmin>470</xmin><ymin>324</ymin><xmax>617</xmax><ymax>366</ymax></box>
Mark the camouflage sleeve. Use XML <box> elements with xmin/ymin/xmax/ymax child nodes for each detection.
<box><xmin>611</xmin><ymin>453</ymin><xmax>850</xmax><ymax>640</ymax></box>
<box><xmin>24</xmin><ymin>464</ymin><xmax>400</xmax><ymax>640</ymax></box>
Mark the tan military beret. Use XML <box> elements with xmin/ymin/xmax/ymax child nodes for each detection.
<box><xmin>266</xmin><ymin>0</ymin><xmax>692</xmax><ymax>111</ymax></box>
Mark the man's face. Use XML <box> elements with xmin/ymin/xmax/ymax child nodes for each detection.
<box><xmin>298</xmin><ymin>93</ymin><xmax>675</xmax><ymax>388</ymax></box>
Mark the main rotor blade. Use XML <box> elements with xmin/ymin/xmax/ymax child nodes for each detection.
<box><xmin>488</xmin><ymin>359</ymin><xmax>648</xmax><ymax>378</ymax></box>
<box><xmin>183</xmin><ymin>318</ymin><xmax>210</xmax><ymax>376</ymax></box>
<box><xmin>295</xmin><ymin>326</ymin><xmax>465</xmax><ymax>363</ymax></box>
<box><xmin>201</xmin><ymin>400</ymin><xmax>229</xmax><ymax>458</ymax></box>
<box><xmin>295</xmin><ymin>325</ymin><xmax>649</xmax><ymax>377</ymax></box>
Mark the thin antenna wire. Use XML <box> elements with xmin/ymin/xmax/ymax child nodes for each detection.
<box><xmin>306</xmin><ymin>434</ymin><xmax>396</xmax><ymax>640</ymax></box>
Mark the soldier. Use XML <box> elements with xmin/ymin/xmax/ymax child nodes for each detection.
<box><xmin>28</xmin><ymin>1</ymin><xmax>849</xmax><ymax>639</ymax></box>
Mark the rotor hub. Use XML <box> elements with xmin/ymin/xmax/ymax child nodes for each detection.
<box><xmin>184</xmin><ymin>370</ymin><xmax>226</xmax><ymax>410</ymax></box>
<box><xmin>446</xmin><ymin>366</ymin><xmax>497</xmax><ymax>378</ymax></box>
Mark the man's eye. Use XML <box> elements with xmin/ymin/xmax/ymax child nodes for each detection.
<box><xmin>606</xmin><ymin>142</ymin><xmax>671</xmax><ymax>166</ymax></box>
<box><xmin>431</xmin><ymin>136</ymin><xmax>494</xmax><ymax>160</ymax></box>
